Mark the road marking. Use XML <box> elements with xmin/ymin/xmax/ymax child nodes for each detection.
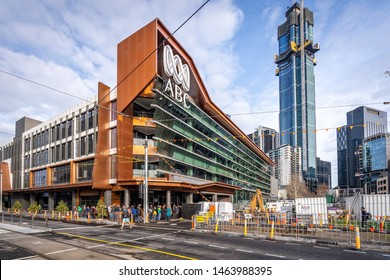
<box><xmin>170</xmin><ymin>224</ymin><xmax>177</xmax><ymax>226</ymax></box>
<box><xmin>161</xmin><ymin>238</ymin><xmax>175</xmax><ymax>241</ymax></box>
<box><xmin>343</xmin><ymin>250</ymin><xmax>366</xmax><ymax>254</ymax></box>
<box><xmin>52</xmin><ymin>225</ymin><xmax>109</xmax><ymax>231</ymax></box>
<box><xmin>87</xmin><ymin>244</ymin><xmax>106</xmax><ymax>249</ymax></box>
<box><xmin>184</xmin><ymin>241</ymin><xmax>198</xmax><ymax>245</ymax></box>
<box><xmin>56</xmin><ymin>231</ymin><xmax>197</xmax><ymax>260</ymax></box>
<box><xmin>32</xmin><ymin>241</ymin><xmax>43</xmax><ymax>245</ymax></box>
<box><xmin>313</xmin><ymin>246</ymin><xmax>329</xmax><ymax>250</ymax></box>
<box><xmin>208</xmin><ymin>244</ymin><xmax>226</xmax><ymax>249</ymax></box>
<box><xmin>263</xmin><ymin>239</ymin><xmax>276</xmax><ymax>242</ymax></box>
<box><xmin>265</xmin><ymin>253</ymin><xmax>286</xmax><ymax>259</ymax></box>
<box><xmin>15</xmin><ymin>255</ymin><xmax>40</xmax><ymax>260</ymax></box>
<box><xmin>382</xmin><ymin>254</ymin><xmax>390</xmax><ymax>257</ymax></box>
<box><xmin>236</xmin><ymin>249</ymin><xmax>253</xmax><ymax>253</ymax></box>
<box><xmin>45</xmin><ymin>248</ymin><xmax>77</xmax><ymax>255</ymax></box>
<box><xmin>286</xmin><ymin>242</ymin><xmax>300</xmax><ymax>246</ymax></box>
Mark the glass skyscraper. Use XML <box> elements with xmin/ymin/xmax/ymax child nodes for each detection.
<box><xmin>275</xmin><ymin>2</ymin><xmax>319</xmax><ymax>190</ymax></box>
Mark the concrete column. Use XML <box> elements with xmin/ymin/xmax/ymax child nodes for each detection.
<box><xmin>124</xmin><ymin>189</ymin><xmax>130</xmax><ymax>207</ymax></box>
<box><xmin>30</xmin><ymin>193</ymin><xmax>35</xmax><ymax>204</ymax></box>
<box><xmin>72</xmin><ymin>189</ymin><xmax>76</xmax><ymax>207</ymax></box>
<box><xmin>166</xmin><ymin>191</ymin><xmax>171</xmax><ymax>208</ymax></box>
<box><xmin>186</xmin><ymin>193</ymin><xmax>193</xmax><ymax>203</ymax></box>
<box><xmin>212</xmin><ymin>194</ymin><xmax>218</xmax><ymax>202</ymax></box>
<box><xmin>48</xmin><ymin>192</ymin><xmax>55</xmax><ymax>211</ymax></box>
<box><xmin>104</xmin><ymin>190</ymin><xmax>112</xmax><ymax>207</ymax></box>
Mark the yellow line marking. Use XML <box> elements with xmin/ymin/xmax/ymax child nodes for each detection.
<box><xmin>56</xmin><ymin>232</ymin><xmax>197</xmax><ymax>260</ymax></box>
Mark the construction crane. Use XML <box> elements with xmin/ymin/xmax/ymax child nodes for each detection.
<box><xmin>249</xmin><ymin>189</ymin><xmax>266</xmax><ymax>213</ymax></box>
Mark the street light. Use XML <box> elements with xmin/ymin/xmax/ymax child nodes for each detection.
<box><xmin>143</xmin><ymin>138</ymin><xmax>149</xmax><ymax>223</ymax></box>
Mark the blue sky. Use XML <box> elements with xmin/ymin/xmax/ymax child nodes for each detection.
<box><xmin>1</xmin><ymin>0</ymin><xmax>390</xmax><ymax>188</ymax></box>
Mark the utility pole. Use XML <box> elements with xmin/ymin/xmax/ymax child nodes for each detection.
<box><xmin>143</xmin><ymin>138</ymin><xmax>149</xmax><ymax>223</ymax></box>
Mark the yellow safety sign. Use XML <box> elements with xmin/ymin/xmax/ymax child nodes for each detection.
<box><xmin>196</xmin><ymin>216</ymin><xmax>205</xmax><ymax>223</ymax></box>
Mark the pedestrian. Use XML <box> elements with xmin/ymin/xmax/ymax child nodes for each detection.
<box><xmin>131</xmin><ymin>205</ymin><xmax>137</xmax><ymax>223</ymax></box>
<box><xmin>166</xmin><ymin>205</ymin><xmax>172</xmax><ymax>222</ymax></box>
<box><xmin>361</xmin><ymin>207</ymin><xmax>371</xmax><ymax>228</ymax></box>
<box><xmin>121</xmin><ymin>205</ymin><xmax>131</xmax><ymax>229</ymax></box>
<box><xmin>152</xmin><ymin>206</ymin><xmax>157</xmax><ymax>221</ymax></box>
<box><xmin>161</xmin><ymin>204</ymin><xmax>166</xmax><ymax>221</ymax></box>
<box><xmin>174</xmin><ymin>204</ymin><xmax>180</xmax><ymax>219</ymax></box>
<box><xmin>157</xmin><ymin>205</ymin><xmax>161</xmax><ymax>221</ymax></box>
<box><xmin>107</xmin><ymin>204</ymin><xmax>112</xmax><ymax>220</ymax></box>
<box><xmin>148</xmin><ymin>204</ymin><xmax>153</xmax><ymax>221</ymax></box>
<box><xmin>173</xmin><ymin>204</ymin><xmax>178</xmax><ymax>219</ymax></box>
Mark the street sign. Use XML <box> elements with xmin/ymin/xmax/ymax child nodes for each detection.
<box><xmin>244</xmin><ymin>213</ymin><xmax>252</xmax><ymax>219</ymax></box>
<box><xmin>196</xmin><ymin>216</ymin><xmax>205</xmax><ymax>223</ymax></box>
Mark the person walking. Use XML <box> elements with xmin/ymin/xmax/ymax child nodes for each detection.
<box><xmin>166</xmin><ymin>205</ymin><xmax>172</xmax><ymax>222</ymax></box>
<box><xmin>361</xmin><ymin>207</ymin><xmax>371</xmax><ymax>228</ymax></box>
<box><xmin>121</xmin><ymin>206</ymin><xmax>131</xmax><ymax>229</ymax></box>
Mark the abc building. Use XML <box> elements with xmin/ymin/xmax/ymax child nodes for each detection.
<box><xmin>0</xmin><ymin>19</ymin><xmax>273</xmax><ymax>210</ymax></box>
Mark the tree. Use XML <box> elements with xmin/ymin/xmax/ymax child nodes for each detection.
<box><xmin>315</xmin><ymin>184</ymin><xmax>328</xmax><ymax>197</ymax></box>
<box><xmin>55</xmin><ymin>200</ymin><xmax>69</xmax><ymax>215</ymax></box>
<box><xmin>28</xmin><ymin>201</ymin><xmax>42</xmax><ymax>216</ymax></box>
<box><xmin>96</xmin><ymin>199</ymin><xmax>107</xmax><ymax>219</ymax></box>
<box><xmin>12</xmin><ymin>200</ymin><xmax>23</xmax><ymax>213</ymax></box>
<box><xmin>286</xmin><ymin>173</ymin><xmax>313</xmax><ymax>199</ymax></box>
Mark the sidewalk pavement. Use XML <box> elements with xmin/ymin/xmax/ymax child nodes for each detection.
<box><xmin>0</xmin><ymin>222</ymin><xmax>49</xmax><ymax>234</ymax></box>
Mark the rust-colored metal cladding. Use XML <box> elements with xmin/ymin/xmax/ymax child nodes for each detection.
<box><xmin>0</xmin><ymin>162</ymin><xmax>11</xmax><ymax>191</ymax></box>
<box><xmin>93</xmin><ymin>82</ymin><xmax>111</xmax><ymax>190</ymax></box>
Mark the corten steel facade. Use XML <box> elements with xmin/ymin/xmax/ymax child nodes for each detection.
<box><xmin>275</xmin><ymin>3</ymin><xmax>319</xmax><ymax>190</ymax></box>
<box><xmin>0</xmin><ymin>19</ymin><xmax>273</xmax><ymax>210</ymax></box>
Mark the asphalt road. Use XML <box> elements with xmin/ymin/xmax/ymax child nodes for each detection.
<box><xmin>1</xmin><ymin>218</ymin><xmax>390</xmax><ymax>260</ymax></box>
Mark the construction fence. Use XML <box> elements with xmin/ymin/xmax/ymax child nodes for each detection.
<box><xmin>192</xmin><ymin>203</ymin><xmax>390</xmax><ymax>246</ymax></box>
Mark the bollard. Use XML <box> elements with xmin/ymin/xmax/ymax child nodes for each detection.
<box><xmin>88</xmin><ymin>213</ymin><xmax>91</xmax><ymax>223</ymax></box>
<box><xmin>319</xmin><ymin>214</ymin><xmax>323</xmax><ymax>227</ymax></box>
<box><xmin>66</xmin><ymin>211</ymin><xmax>69</xmax><ymax>221</ymax></box>
<box><xmin>355</xmin><ymin>226</ymin><xmax>361</xmax><ymax>250</ymax></box>
<box><xmin>20</xmin><ymin>213</ymin><xmax>23</xmax><ymax>227</ymax></box>
<box><xmin>52</xmin><ymin>211</ymin><xmax>55</xmax><ymax>220</ymax></box>
<box><xmin>267</xmin><ymin>221</ymin><xmax>275</xmax><ymax>240</ymax></box>
<box><xmin>32</xmin><ymin>214</ymin><xmax>34</xmax><ymax>229</ymax></box>
<box><xmin>243</xmin><ymin>219</ymin><xmax>247</xmax><ymax>237</ymax></box>
<box><xmin>58</xmin><ymin>212</ymin><xmax>61</xmax><ymax>220</ymax></box>
<box><xmin>44</xmin><ymin>210</ymin><xmax>47</xmax><ymax>219</ymax></box>
<box><xmin>214</xmin><ymin>218</ymin><xmax>219</xmax><ymax>235</ymax></box>
<box><xmin>191</xmin><ymin>216</ymin><xmax>195</xmax><ymax>230</ymax></box>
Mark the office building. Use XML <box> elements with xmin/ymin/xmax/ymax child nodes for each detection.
<box><xmin>337</xmin><ymin>106</ymin><xmax>388</xmax><ymax>192</ymax></box>
<box><xmin>316</xmin><ymin>157</ymin><xmax>331</xmax><ymax>189</ymax></box>
<box><xmin>268</xmin><ymin>145</ymin><xmax>302</xmax><ymax>189</ymax></box>
<box><xmin>0</xmin><ymin>19</ymin><xmax>273</xmax><ymax>210</ymax></box>
<box><xmin>248</xmin><ymin>126</ymin><xmax>279</xmax><ymax>154</ymax></box>
<box><xmin>362</xmin><ymin>133</ymin><xmax>390</xmax><ymax>193</ymax></box>
<box><xmin>275</xmin><ymin>2</ymin><xmax>320</xmax><ymax>190</ymax></box>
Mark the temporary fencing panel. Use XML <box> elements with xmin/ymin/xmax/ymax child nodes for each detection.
<box><xmin>295</xmin><ymin>197</ymin><xmax>328</xmax><ymax>225</ymax></box>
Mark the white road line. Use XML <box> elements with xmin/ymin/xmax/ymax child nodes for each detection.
<box><xmin>161</xmin><ymin>238</ymin><xmax>175</xmax><ymax>241</ymax></box>
<box><xmin>184</xmin><ymin>241</ymin><xmax>199</xmax><ymax>245</ymax></box>
<box><xmin>382</xmin><ymin>254</ymin><xmax>390</xmax><ymax>257</ymax></box>
<box><xmin>15</xmin><ymin>255</ymin><xmax>40</xmax><ymax>260</ymax></box>
<box><xmin>343</xmin><ymin>250</ymin><xmax>366</xmax><ymax>254</ymax></box>
<box><xmin>236</xmin><ymin>249</ymin><xmax>253</xmax><ymax>253</ymax></box>
<box><xmin>87</xmin><ymin>244</ymin><xmax>106</xmax><ymax>249</ymax></box>
<box><xmin>209</xmin><ymin>244</ymin><xmax>226</xmax><ymax>249</ymax></box>
<box><xmin>262</xmin><ymin>239</ymin><xmax>276</xmax><ymax>242</ymax></box>
<box><xmin>286</xmin><ymin>242</ymin><xmax>300</xmax><ymax>246</ymax></box>
<box><xmin>313</xmin><ymin>246</ymin><xmax>330</xmax><ymax>250</ymax></box>
<box><xmin>53</xmin><ymin>225</ymin><xmax>109</xmax><ymax>231</ymax></box>
<box><xmin>45</xmin><ymin>248</ymin><xmax>77</xmax><ymax>255</ymax></box>
<box><xmin>265</xmin><ymin>253</ymin><xmax>286</xmax><ymax>259</ymax></box>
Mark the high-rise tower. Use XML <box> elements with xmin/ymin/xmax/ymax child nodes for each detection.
<box><xmin>275</xmin><ymin>1</ymin><xmax>320</xmax><ymax>190</ymax></box>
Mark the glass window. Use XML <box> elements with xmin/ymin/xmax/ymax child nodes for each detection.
<box><xmin>110</xmin><ymin>128</ymin><xmax>117</xmax><ymax>149</ymax></box>
<box><xmin>77</xmin><ymin>159</ymin><xmax>94</xmax><ymax>182</ymax></box>
<box><xmin>67</xmin><ymin>142</ymin><xmax>72</xmax><ymax>159</ymax></box>
<box><xmin>52</xmin><ymin>164</ymin><xmax>70</xmax><ymax>185</ymax></box>
<box><xmin>80</xmin><ymin>113</ymin><xmax>86</xmax><ymax>132</ymax></box>
<box><xmin>67</xmin><ymin>119</ymin><xmax>73</xmax><ymax>137</ymax></box>
<box><xmin>33</xmin><ymin>169</ymin><xmax>47</xmax><ymax>187</ymax></box>
<box><xmin>56</xmin><ymin>124</ymin><xmax>60</xmax><ymax>141</ymax></box>
<box><xmin>88</xmin><ymin>134</ymin><xmax>94</xmax><ymax>154</ymax></box>
<box><xmin>87</xmin><ymin>109</ymin><xmax>94</xmax><ymax>129</ymax></box>
<box><xmin>81</xmin><ymin>136</ymin><xmax>86</xmax><ymax>156</ymax></box>
<box><xmin>111</xmin><ymin>101</ymin><xmax>117</xmax><ymax>121</ymax></box>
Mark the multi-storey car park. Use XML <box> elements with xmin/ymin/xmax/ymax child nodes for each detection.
<box><xmin>0</xmin><ymin>19</ymin><xmax>273</xmax><ymax>211</ymax></box>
